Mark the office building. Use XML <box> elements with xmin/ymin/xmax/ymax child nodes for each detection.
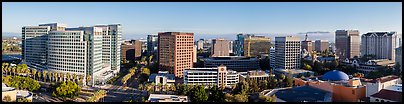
<box><xmin>269</xmin><ymin>47</ymin><xmax>276</xmax><ymax>69</ymax></box>
<box><xmin>203</xmin><ymin>56</ymin><xmax>259</xmax><ymax>71</ymax></box>
<box><xmin>22</xmin><ymin>23</ymin><xmax>121</xmax><ymax>86</ymax></box>
<box><xmin>211</xmin><ymin>38</ymin><xmax>230</xmax><ymax>57</ymax></box>
<box><xmin>147</xmin><ymin>34</ymin><xmax>158</xmax><ymax>55</ymax></box>
<box><xmin>139</xmin><ymin>39</ymin><xmax>147</xmax><ymax>53</ymax></box>
<box><xmin>158</xmin><ymin>32</ymin><xmax>194</xmax><ymax>78</ymax></box>
<box><xmin>396</xmin><ymin>46</ymin><xmax>402</xmax><ymax>72</ymax></box>
<box><xmin>301</xmin><ymin>33</ymin><xmax>314</xmax><ymax>52</ymax></box>
<box><xmin>196</xmin><ymin>39</ymin><xmax>204</xmax><ymax>50</ymax></box>
<box><xmin>361</xmin><ymin>32</ymin><xmax>397</xmax><ymax>60</ymax></box>
<box><xmin>315</xmin><ymin>40</ymin><xmax>329</xmax><ymax>52</ymax></box>
<box><xmin>239</xmin><ymin>70</ymin><xmax>270</xmax><ymax>82</ymax></box>
<box><xmin>294</xmin><ymin>70</ymin><xmax>366</xmax><ymax>102</ymax></box>
<box><xmin>229</xmin><ymin>40</ymin><xmax>234</xmax><ymax>54</ymax></box>
<box><xmin>148</xmin><ymin>71</ymin><xmax>175</xmax><ymax>86</ymax></box>
<box><xmin>121</xmin><ymin>40</ymin><xmax>142</xmax><ymax>61</ymax></box>
<box><xmin>234</xmin><ymin>34</ymin><xmax>271</xmax><ymax>57</ymax></box>
<box><xmin>274</xmin><ymin>36</ymin><xmax>301</xmax><ymax>70</ymax></box>
<box><xmin>148</xmin><ymin>94</ymin><xmax>189</xmax><ymax>102</ymax></box>
<box><xmin>183</xmin><ymin>65</ymin><xmax>239</xmax><ymax>88</ymax></box>
<box><xmin>335</xmin><ymin>30</ymin><xmax>360</xmax><ymax>60</ymax></box>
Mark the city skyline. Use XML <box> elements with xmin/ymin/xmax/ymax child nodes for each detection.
<box><xmin>2</xmin><ymin>2</ymin><xmax>402</xmax><ymax>40</ymax></box>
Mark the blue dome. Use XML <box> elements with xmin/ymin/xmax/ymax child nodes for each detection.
<box><xmin>321</xmin><ymin>70</ymin><xmax>349</xmax><ymax>81</ymax></box>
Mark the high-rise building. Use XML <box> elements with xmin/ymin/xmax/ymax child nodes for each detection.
<box><xmin>269</xmin><ymin>47</ymin><xmax>276</xmax><ymax>69</ymax></box>
<box><xmin>158</xmin><ymin>32</ymin><xmax>194</xmax><ymax>78</ymax></box>
<box><xmin>396</xmin><ymin>46</ymin><xmax>402</xmax><ymax>73</ymax></box>
<box><xmin>229</xmin><ymin>40</ymin><xmax>234</xmax><ymax>54</ymax></box>
<box><xmin>22</xmin><ymin>23</ymin><xmax>121</xmax><ymax>86</ymax></box>
<box><xmin>147</xmin><ymin>34</ymin><xmax>158</xmax><ymax>55</ymax></box>
<box><xmin>93</xmin><ymin>24</ymin><xmax>122</xmax><ymax>74</ymax></box>
<box><xmin>139</xmin><ymin>39</ymin><xmax>147</xmax><ymax>53</ymax></box>
<box><xmin>196</xmin><ymin>39</ymin><xmax>204</xmax><ymax>50</ymax></box>
<box><xmin>211</xmin><ymin>38</ymin><xmax>230</xmax><ymax>57</ymax></box>
<box><xmin>361</xmin><ymin>32</ymin><xmax>397</xmax><ymax>60</ymax></box>
<box><xmin>335</xmin><ymin>30</ymin><xmax>360</xmax><ymax>60</ymax></box>
<box><xmin>315</xmin><ymin>40</ymin><xmax>330</xmax><ymax>52</ymax></box>
<box><xmin>234</xmin><ymin>33</ymin><xmax>271</xmax><ymax>57</ymax></box>
<box><xmin>121</xmin><ymin>40</ymin><xmax>142</xmax><ymax>62</ymax></box>
<box><xmin>301</xmin><ymin>33</ymin><xmax>313</xmax><ymax>52</ymax></box>
<box><xmin>274</xmin><ymin>36</ymin><xmax>301</xmax><ymax>70</ymax></box>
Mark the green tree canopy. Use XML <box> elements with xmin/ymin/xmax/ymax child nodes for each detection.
<box><xmin>189</xmin><ymin>85</ymin><xmax>208</xmax><ymax>102</ymax></box>
<box><xmin>52</xmin><ymin>81</ymin><xmax>81</xmax><ymax>99</ymax></box>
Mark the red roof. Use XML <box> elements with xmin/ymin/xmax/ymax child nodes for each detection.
<box><xmin>370</xmin><ymin>89</ymin><xmax>402</xmax><ymax>102</ymax></box>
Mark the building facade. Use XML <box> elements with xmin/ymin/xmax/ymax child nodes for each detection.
<box><xmin>147</xmin><ymin>34</ymin><xmax>158</xmax><ymax>55</ymax></box>
<box><xmin>234</xmin><ymin>34</ymin><xmax>271</xmax><ymax>57</ymax></box>
<box><xmin>274</xmin><ymin>36</ymin><xmax>301</xmax><ymax>70</ymax></box>
<box><xmin>183</xmin><ymin>66</ymin><xmax>239</xmax><ymax>88</ymax></box>
<box><xmin>121</xmin><ymin>40</ymin><xmax>142</xmax><ymax>62</ymax></box>
<box><xmin>315</xmin><ymin>40</ymin><xmax>329</xmax><ymax>52</ymax></box>
<box><xmin>269</xmin><ymin>47</ymin><xmax>276</xmax><ymax>69</ymax></box>
<box><xmin>22</xmin><ymin>25</ymin><xmax>51</xmax><ymax>71</ymax></box>
<box><xmin>301</xmin><ymin>33</ymin><xmax>313</xmax><ymax>52</ymax></box>
<box><xmin>335</xmin><ymin>30</ymin><xmax>360</xmax><ymax>60</ymax></box>
<box><xmin>158</xmin><ymin>32</ymin><xmax>194</xmax><ymax>78</ymax></box>
<box><xmin>395</xmin><ymin>46</ymin><xmax>402</xmax><ymax>72</ymax></box>
<box><xmin>211</xmin><ymin>38</ymin><xmax>230</xmax><ymax>57</ymax></box>
<box><xmin>203</xmin><ymin>56</ymin><xmax>260</xmax><ymax>71</ymax></box>
<box><xmin>361</xmin><ymin>32</ymin><xmax>397</xmax><ymax>60</ymax></box>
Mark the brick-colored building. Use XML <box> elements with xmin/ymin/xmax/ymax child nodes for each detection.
<box><xmin>121</xmin><ymin>40</ymin><xmax>141</xmax><ymax>62</ymax></box>
<box><xmin>211</xmin><ymin>38</ymin><xmax>230</xmax><ymax>57</ymax></box>
<box><xmin>158</xmin><ymin>32</ymin><xmax>194</xmax><ymax>78</ymax></box>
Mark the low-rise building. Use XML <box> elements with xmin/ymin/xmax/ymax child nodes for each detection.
<box><xmin>203</xmin><ymin>56</ymin><xmax>260</xmax><ymax>71</ymax></box>
<box><xmin>294</xmin><ymin>70</ymin><xmax>366</xmax><ymax>102</ymax></box>
<box><xmin>148</xmin><ymin>71</ymin><xmax>175</xmax><ymax>86</ymax></box>
<box><xmin>361</xmin><ymin>75</ymin><xmax>402</xmax><ymax>102</ymax></box>
<box><xmin>273</xmin><ymin>69</ymin><xmax>314</xmax><ymax>78</ymax></box>
<box><xmin>239</xmin><ymin>70</ymin><xmax>270</xmax><ymax>82</ymax></box>
<box><xmin>147</xmin><ymin>94</ymin><xmax>189</xmax><ymax>102</ymax></box>
<box><xmin>2</xmin><ymin>83</ymin><xmax>32</xmax><ymax>102</ymax></box>
<box><xmin>183</xmin><ymin>65</ymin><xmax>239</xmax><ymax>88</ymax></box>
<box><xmin>357</xmin><ymin>59</ymin><xmax>395</xmax><ymax>72</ymax></box>
<box><xmin>264</xmin><ymin>86</ymin><xmax>332</xmax><ymax>102</ymax></box>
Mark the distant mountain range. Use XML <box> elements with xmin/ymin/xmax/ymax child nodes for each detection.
<box><xmin>2</xmin><ymin>32</ymin><xmax>20</xmax><ymax>38</ymax></box>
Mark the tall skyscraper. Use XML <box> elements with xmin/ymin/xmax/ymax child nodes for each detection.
<box><xmin>335</xmin><ymin>30</ymin><xmax>360</xmax><ymax>60</ymax></box>
<box><xmin>147</xmin><ymin>34</ymin><xmax>158</xmax><ymax>55</ymax></box>
<box><xmin>274</xmin><ymin>36</ymin><xmax>301</xmax><ymax>70</ymax></box>
<box><xmin>211</xmin><ymin>38</ymin><xmax>230</xmax><ymax>57</ymax></box>
<box><xmin>234</xmin><ymin>33</ymin><xmax>271</xmax><ymax>57</ymax></box>
<box><xmin>93</xmin><ymin>24</ymin><xmax>122</xmax><ymax>74</ymax></box>
<box><xmin>315</xmin><ymin>40</ymin><xmax>330</xmax><ymax>52</ymax></box>
<box><xmin>22</xmin><ymin>23</ymin><xmax>121</xmax><ymax>86</ymax></box>
<box><xmin>158</xmin><ymin>32</ymin><xmax>194</xmax><ymax>78</ymax></box>
<box><xmin>301</xmin><ymin>33</ymin><xmax>313</xmax><ymax>52</ymax></box>
<box><xmin>361</xmin><ymin>32</ymin><xmax>397</xmax><ymax>60</ymax></box>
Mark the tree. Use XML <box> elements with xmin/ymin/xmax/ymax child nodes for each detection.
<box><xmin>31</xmin><ymin>69</ymin><xmax>37</xmax><ymax>80</ymax></box>
<box><xmin>72</xmin><ymin>73</ymin><xmax>77</xmax><ymax>83</ymax></box>
<box><xmin>37</xmin><ymin>71</ymin><xmax>42</xmax><ymax>81</ymax></box>
<box><xmin>234</xmin><ymin>80</ymin><xmax>249</xmax><ymax>95</ymax></box>
<box><xmin>303</xmin><ymin>64</ymin><xmax>312</xmax><ymax>70</ymax></box>
<box><xmin>279</xmin><ymin>74</ymin><xmax>286</xmax><ymax>81</ymax></box>
<box><xmin>86</xmin><ymin>74</ymin><xmax>91</xmax><ymax>85</ymax></box>
<box><xmin>189</xmin><ymin>85</ymin><xmax>208</xmax><ymax>102</ymax></box>
<box><xmin>259</xmin><ymin>93</ymin><xmax>276</xmax><ymax>102</ymax></box>
<box><xmin>7</xmin><ymin>76</ymin><xmax>40</xmax><ymax>91</ymax></box>
<box><xmin>284</xmin><ymin>76</ymin><xmax>294</xmax><ymax>87</ymax></box>
<box><xmin>234</xmin><ymin>94</ymin><xmax>248</xmax><ymax>102</ymax></box>
<box><xmin>305</xmin><ymin>72</ymin><xmax>312</xmax><ymax>77</ymax></box>
<box><xmin>3</xmin><ymin>95</ymin><xmax>12</xmax><ymax>102</ymax></box>
<box><xmin>17</xmin><ymin>98</ymin><xmax>32</xmax><ymax>102</ymax></box>
<box><xmin>52</xmin><ymin>81</ymin><xmax>81</xmax><ymax>99</ymax></box>
<box><xmin>208</xmin><ymin>85</ymin><xmax>224</xmax><ymax>102</ymax></box>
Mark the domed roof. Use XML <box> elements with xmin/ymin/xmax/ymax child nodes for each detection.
<box><xmin>321</xmin><ymin>70</ymin><xmax>349</xmax><ymax>81</ymax></box>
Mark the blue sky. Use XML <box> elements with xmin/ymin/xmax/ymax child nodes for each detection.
<box><xmin>2</xmin><ymin>2</ymin><xmax>402</xmax><ymax>40</ymax></box>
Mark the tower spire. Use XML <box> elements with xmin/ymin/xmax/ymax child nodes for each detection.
<box><xmin>305</xmin><ymin>32</ymin><xmax>308</xmax><ymax>41</ymax></box>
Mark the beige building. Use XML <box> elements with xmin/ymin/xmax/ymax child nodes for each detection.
<box><xmin>301</xmin><ymin>33</ymin><xmax>314</xmax><ymax>52</ymax></box>
<box><xmin>211</xmin><ymin>38</ymin><xmax>230</xmax><ymax>57</ymax></box>
<box><xmin>274</xmin><ymin>36</ymin><xmax>301</xmax><ymax>70</ymax></box>
<box><xmin>158</xmin><ymin>32</ymin><xmax>194</xmax><ymax>78</ymax></box>
<box><xmin>335</xmin><ymin>30</ymin><xmax>360</xmax><ymax>60</ymax></box>
<box><xmin>315</xmin><ymin>40</ymin><xmax>329</xmax><ymax>52</ymax></box>
<box><xmin>361</xmin><ymin>32</ymin><xmax>397</xmax><ymax>60</ymax></box>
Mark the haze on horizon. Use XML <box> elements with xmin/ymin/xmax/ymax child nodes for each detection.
<box><xmin>2</xmin><ymin>2</ymin><xmax>402</xmax><ymax>41</ymax></box>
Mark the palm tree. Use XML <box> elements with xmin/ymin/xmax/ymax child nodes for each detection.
<box><xmin>79</xmin><ymin>75</ymin><xmax>84</xmax><ymax>85</ymax></box>
<box><xmin>86</xmin><ymin>74</ymin><xmax>91</xmax><ymax>85</ymax></box>
<box><xmin>32</xmin><ymin>69</ymin><xmax>37</xmax><ymax>80</ymax></box>
<box><xmin>12</xmin><ymin>67</ymin><xmax>16</xmax><ymax>76</ymax></box>
<box><xmin>7</xmin><ymin>67</ymin><xmax>12</xmax><ymax>75</ymax></box>
<box><xmin>37</xmin><ymin>71</ymin><xmax>42</xmax><ymax>81</ymax></box>
<box><xmin>66</xmin><ymin>73</ymin><xmax>71</xmax><ymax>81</ymax></box>
<box><xmin>73</xmin><ymin>73</ymin><xmax>77</xmax><ymax>82</ymax></box>
<box><xmin>54</xmin><ymin>72</ymin><xmax>59</xmax><ymax>82</ymax></box>
<box><xmin>43</xmin><ymin>71</ymin><xmax>48</xmax><ymax>82</ymax></box>
<box><xmin>16</xmin><ymin>66</ymin><xmax>21</xmax><ymax>76</ymax></box>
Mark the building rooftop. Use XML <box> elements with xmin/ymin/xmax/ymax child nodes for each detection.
<box><xmin>16</xmin><ymin>90</ymin><xmax>33</xmax><ymax>99</ymax></box>
<box><xmin>362</xmin><ymin>32</ymin><xmax>396</xmax><ymax>37</ymax></box>
<box><xmin>369</xmin><ymin>75</ymin><xmax>400</xmax><ymax>83</ymax></box>
<box><xmin>273</xmin><ymin>86</ymin><xmax>332</xmax><ymax>102</ymax></box>
<box><xmin>148</xmin><ymin>94</ymin><xmax>189</xmax><ymax>102</ymax></box>
<box><xmin>370</xmin><ymin>89</ymin><xmax>402</xmax><ymax>102</ymax></box>
<box><xmin>321</xmin><ymin>70</ymin><xmax>349</xmax><ymax>81</ymax></box>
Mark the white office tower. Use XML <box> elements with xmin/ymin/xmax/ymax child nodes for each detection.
<box><xmin>274</xmin><ymin>36</ymin><xmax>301</xmax><ymax>70</ymax></box>
<box><xmin>22</xmin><ymin>26</ymin><xmax>51</xmax><ymax>71</ymax></box>
<box><xmin>22</xmin><ymin>23</ymin><xmax>121</xmax><ymax>86</ymax></box>
<box><xmin>269</xmin><ymin>47</ymin><xmax>276</xmax><ymax>69</ymax></box>
<box><xmin>361</xmin><ymin>32</ymin><xmax>397</xmax><ymax>60</ymax></box>
<box><xmin>94</xmin><ymin>24</ymin><xmax>122</xmax><ymax>75</ymax></box>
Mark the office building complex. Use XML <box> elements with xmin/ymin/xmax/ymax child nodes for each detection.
<box><xmin>211</xmin><ymin>38</ymin><xmax>230</xmax><ymax>57</ymax></box>
<box><xmin>315</xmin><ymin>40</ymin><xmax>329</xmax><ymax>52</ymax></box>
<box><xmin>234</xmin><ymin>34</ymin><xmax>271</xmax><ymax>57</ymax></box>
<box><xmin>183</xmin><ymin>65</ymin><xmax>239</xmax><ymax>88</ymax></box>
<box><xmin>203</xmin><ymin>56</ymin><xmax>260</xmax><ymax>71</ymax></box>
<box><xmin>158</xmin><ymin>32</ymin><xmax>194</xmax><ymax>78</ymax></box>
<box><xmin>335</xmin><ymin>30</ymin><xmax>360</xmax><ymax>60</ymax></box>
<box><xmin>147</xmin><ymin>34</ymin><xmax>158</xmax><ymax>55</ymax></box>
<box><xmin>22</xmin><ymin>23</ymin><xmax>121</xmax><ymax>86</ymax></box>
<box><xmin>274</xmin><ymin>36</ymin><xmax>301</xmax><ymax>70</ymax></box>
<box><xmin>361</xmin><ymin>32</ymin><xmax>397</xmax><ymax>60</ymax></box>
